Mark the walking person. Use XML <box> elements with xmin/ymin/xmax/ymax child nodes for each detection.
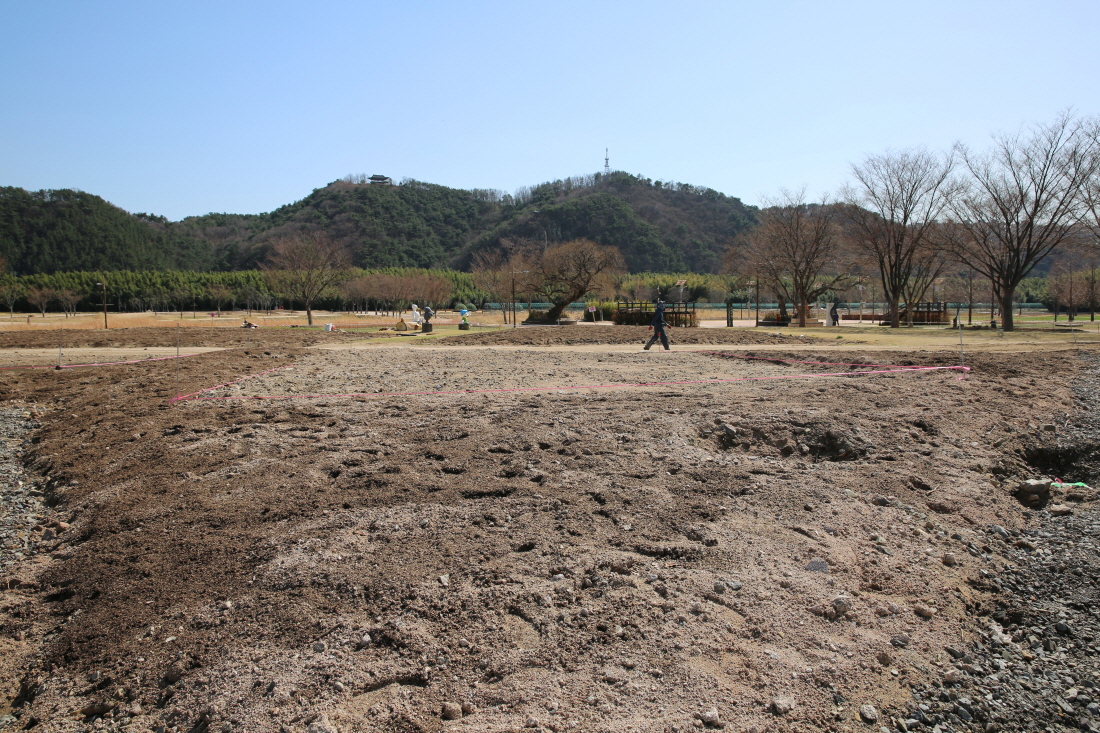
<box><xmin>644</xmin><ymin>300</ymin><xmax>672</xmax><ymax>350</ymax></box>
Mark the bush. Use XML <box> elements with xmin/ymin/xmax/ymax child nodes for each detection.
<box><xmin>583</xmin><ymin>300</ymin><xmax>618</xmax><ymax>322</ymax></box>
<box><xmin>523</xmin><ymin>309</ymin><xmax>549</xmax><ymax>323</ymax></box>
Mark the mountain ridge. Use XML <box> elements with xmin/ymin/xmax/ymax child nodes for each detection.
<box><xmin>0</xmin><ymin>172</ymin><xmax>758</xmax><ymax>275</ymax></box>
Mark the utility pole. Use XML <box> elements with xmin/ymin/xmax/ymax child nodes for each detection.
<box><xmin>96</xmin><ymin>281</ymin><xmax>108</xmax><ymax>329</ymax></box>
<box><xmin>510</xmin><ymin>271</ymin><xmax>529</xmax><ymax>328</ymax></box>
<box><xmin>751</xmin><ymin>280</ymin><xmax>760</xmax><ymax>326</ymax></box>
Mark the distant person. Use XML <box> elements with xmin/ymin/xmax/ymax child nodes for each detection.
<box><xmin>829</xmin><ymin>302</ymin><xmax>840</xmax><ymax>327</ymax></box>
<box><xmin>644</xmin><ymin>301</ymin><xmax>671</xmax><ymax>351</ymax></box>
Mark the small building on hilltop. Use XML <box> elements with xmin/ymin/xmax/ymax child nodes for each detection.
<box><xmin>368</xmin><ymin>174</ymin><xmax>393</xmax><ymax>186</ymax></box>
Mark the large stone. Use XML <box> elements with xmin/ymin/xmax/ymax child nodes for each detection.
<box><xmin>927</xmin><ymin>500</ymin><xmax>957</xmax><ymax>514</ymax></box>
<box><xmin>1014</xmin><ymin>479</ymin><xmax>1052</xmax><ymax>508</ymax></box>
<box><xmin>699</xmin><ymin>708</ymin><xmax>722</xmax><ymax>727</ymax></box>
<box><xmin>308</xmin><ymin>715</ymin><xmax>339</xmax><ymax>733</ymax></box>
<box><xmin>832</xmin><ymin>596</ymin><xmax>853</xmax><ymax>616</ymax></box>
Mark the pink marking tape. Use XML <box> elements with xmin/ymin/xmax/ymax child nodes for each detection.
<box><xmin>700</xmin><ymin>351</ymin><xmax>915</xmax><ymax>369</ymax></box>
<box><xmin>0</xmin><ymin>352</ymin><xmax>202</xmax><ymax>371</ymax></box>
<box><xmin>170</xmin><ymin>363</ymin><xmax>970</xmax><ymax>404</ymax></box>
<box><xmin>170</xmin><ymin>364</ymin><xmax>294</xmax><ymax>403</ymax></box>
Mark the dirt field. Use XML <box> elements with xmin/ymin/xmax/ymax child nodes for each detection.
<box><xmin>0</xmin><ymin>332</ymin><xmax>1096</xmax><ymax>732</ymax></box>
<box><xmin>433</xmin><ymin>326</ymin><xmax>837</xmax><ymax>348</ymax></box>
<box><xmin>0</xmin><ymin>327</ymin><xmax>383</xmax><ymax>350</ymax></box>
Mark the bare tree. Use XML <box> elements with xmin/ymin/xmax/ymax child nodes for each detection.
<box><xmin>262</xmin><ymin>232</ymin><xmax>352</xmax><ymax>325</ymax></box>
<box><xmin>1082</xmin><ymin>258</ymin><xmax>1100</xmax><ymax>322</ymax></box>
<box><xmin>947</xmin><ymin>112</ymin><xmax>1099</xmax><ymax>331</ymax></box>
<box><xmin>170</xmin><ymin>288</ymin><xmax>192</xmax><ymax>319</ymax></box>
<box><xmin>1081</xmin><ymin>117</ymin><xmax>1100</xmax><ymax>241</ymax></box>
<box><xmin>208</xmin><ymin>284</ymin><xmax>232</xmax><ymax>313</ymax></box>
<box><xmin>899</xmin><ymin>239</ymin><xmax>950</xmax><ymax>326</ymax></box>
<box><xmin>738</xmin><ymin>190</ymin><xmax>852</xmax><ymax>327</ymax></box>
<box><xmin>55</xmin><ymin>289</ymin><xmax>82</xmax><ymax>317</ymax></box>
<box><xmin>843</xmin><ymin>147</ymin><xmax>957</xmax><ymax>328</ymax></box>
<box><xmin>236</xmin><ymin>285</ymin><xmax>261</xmax><ymax>316</ymax></box>
<box><xmin>941</xmin><ymin>268</ymin><xmax>984</xmax><ymax>325</ymax></box>
<box><xmin>471</xmin><ymin>249</ymin><xmax>512</xmax><ymax>323</ymax></box>
<box><xmin>1049</xmin><ymin>263</ymin><xmax>1085</xmax><ymax>322</ymax></box>
<box><xmin>0</xmin><ymin>283</ymin><xmax>24</xmax><ymax>317</ymax></box>
<box><xmin>527</xmin><ymin>240</ymin><xmax>625</xmax><ymax>322</ymax></box>
<box><xmin>26</xmin><ymin>287</ymin><xmax>55</xmax><ymax>316</ymax></box>
<box><xmin>411</xmin><ymin>274</ymin><xmax>454</xmax><ymax>310</ymax></box>
<box><xmin>340</xmin><ymin>277</ymin><xmax>373</xmax><ymax>313</ymax></box>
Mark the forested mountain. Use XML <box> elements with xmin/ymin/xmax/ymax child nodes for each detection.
<box><xmin>0</xmin><ymin>172</ymin><xmax>758</xmax><ymax>275</ymax></box>
<box><xmin>0</xmin><ymin>188</ymin><xmax>215</xmax><ymax>274</ymax></box>
<box><xmin>471</xmin><ymin>173</ymin><xmax>757</xmax><ymax>272</ymax></box>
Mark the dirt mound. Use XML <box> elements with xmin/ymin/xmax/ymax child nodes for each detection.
<box><xmin>436</xmin><ymin>325</ymin><xmax>838</xmax><ymax>347</ymax></box>
<box><xmin>0</xmin><ymin>346</ymin><xmax>1089</xmax><ymax>732</ymax></box>
<box><xmin>0</xmin><ymin>326</ymin><xmax>375</xmax><ymax>350</ymax></box>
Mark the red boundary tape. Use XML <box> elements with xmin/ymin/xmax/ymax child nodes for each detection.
<box><xmin>171</xmin><ymin>365</ymin><xmax>293</xmax><ymax>403</ymax></box>
<box><xmin>169</xmin><ymin>359</ymin><xmax>970</xmax><ymax>404</ymax></box>
<box><xmin>700</xmin><ymin>351</ymin><xmax>912</xmax><ymax>369</ymax></box>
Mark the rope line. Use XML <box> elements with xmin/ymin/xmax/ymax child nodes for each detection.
<box><xmin>171</xmin><ymin>364</ymin><xmax>293</xmax><ymax>403</ymax></box>
<box><xmin>700</xmin><ymin>351</ymin><xmax>915</xmax><ymax>369</ymax></box>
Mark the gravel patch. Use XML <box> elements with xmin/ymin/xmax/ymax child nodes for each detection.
<box><xmin>894</xmin><ymin>354</ymin><xmax>1100</xmax><ymax>733</ymax></box>
<box><xmin>0</xmin><ymin>405</ymin><xmax>45</xmax><ymax>577</ymax></box>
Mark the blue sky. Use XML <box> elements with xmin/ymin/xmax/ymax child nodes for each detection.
<box><xmin>2</xmin><ymin>1</ymin><xmax>1097</xmax><ymax>220</ymax></box>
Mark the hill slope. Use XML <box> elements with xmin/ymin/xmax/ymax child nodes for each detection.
<box><xmin>0</xmin><ymin>187</ymin><xmax>214</xmax><ymax>275</ymax></box>
<box><xmin>0</xmin><ymin>173</ymin><xmax>758</xmax><ymax>274</ymax></box>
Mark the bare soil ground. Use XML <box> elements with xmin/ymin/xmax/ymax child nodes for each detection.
<box><xmin>0</xmin><ymin>339</ymin><xmax>1094</xmax><ymax>733</ymax></box>
<box><xmin>0</xmin><ymin>328</ymin><xmax>382</xmax><ymax>351</ymax></box>
<box><xmin>433</xmin><ymin>327</ymin><xmax>837</xmax><ymax>348</ymax></box>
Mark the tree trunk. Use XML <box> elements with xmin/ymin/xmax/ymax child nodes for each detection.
<box><xmin>890</xmin><ymin>299</ymin><xmax>900</xmax><ymax>328</ymax></box>
<box><xmin>544</xmin><ymin>301</ymin><xmax>569</xmax><ymax>322</ymax></box>
<box><xmin>306</xmin><ymin>306</ymin><xmax>314</xmax><ymax>326</ymax></box>
<box><xmin>1001</xmin><ymin>287</ymin><xmax>1016</xmax><ymax>331</ymax></box>
<box><xmin>797</xmin><ymin>293</ymin><xmax>807</xmax><ymax>328</ymax></box>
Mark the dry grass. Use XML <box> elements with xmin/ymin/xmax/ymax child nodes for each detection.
<box><xmin>0</xmin><ymin>309</ymin><xmax>515</xmax><ymax>331</ymax></box>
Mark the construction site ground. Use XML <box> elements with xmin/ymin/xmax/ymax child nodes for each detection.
<box><xmin>0</xmin><ymin>323</ymin><xmax>1097</xmax><ymax>733</ymax></box>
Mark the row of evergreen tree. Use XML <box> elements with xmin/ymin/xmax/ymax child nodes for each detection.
<box><xmin>0</xmin><ymin>268</ymin><xmax>484</xmax><ymax>314</ymax></box>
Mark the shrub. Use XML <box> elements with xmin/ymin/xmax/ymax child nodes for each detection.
<box><xmin>583</xmin><ymin>300</ymin><xmax>618</xmax><ymax>322</ymax></box>
<box><xmin>523</xmin><ymin>309</ymin><xmax>549</xmax><ymax>323</ymax></box>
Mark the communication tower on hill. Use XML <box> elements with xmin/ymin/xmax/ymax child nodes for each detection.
<box><xmin>604</xmin><ymin>148</ymin><xmax>610</xmax><ymax>175</ymax></box>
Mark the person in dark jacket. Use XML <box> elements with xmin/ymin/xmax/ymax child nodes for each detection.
<box><xmin>644</xmin><ymin>301</ymin><xmax>671</xmax><ymax>350</ymax></box>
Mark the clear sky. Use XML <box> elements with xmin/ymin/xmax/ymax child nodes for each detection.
<box><xmin>2</xmin><ymin>1</ymin><xmax>1097</xmax><ymax>220</ymax></box>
